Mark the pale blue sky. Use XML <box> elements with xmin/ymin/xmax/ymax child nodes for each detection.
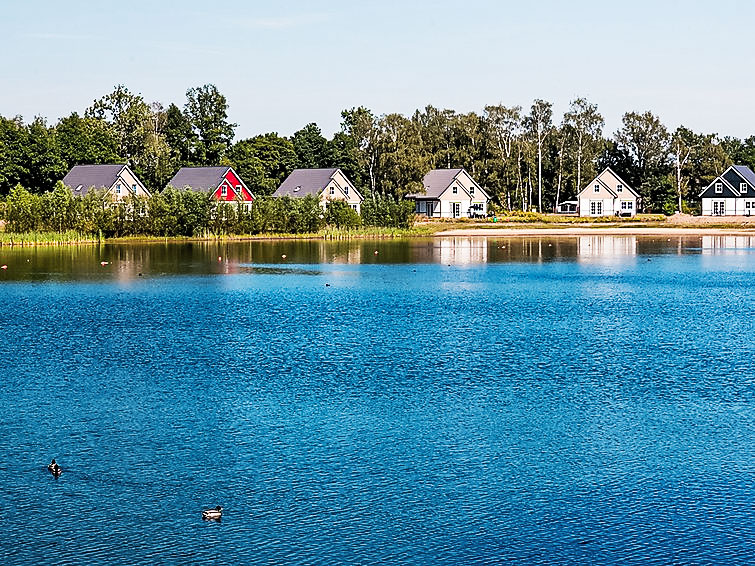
<box><xmin>1</xmin><ymin>0</ymin><xmax>753</xmax><ymax>140</ymax></box>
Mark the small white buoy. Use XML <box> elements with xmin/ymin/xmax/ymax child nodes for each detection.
<box><xmin>374</xmin><ymin>250</ymin><xmax>379</xmax><ymax>255</ymax></box>
<box><xmin>218</xmin><ymin>256</ymin><xmax>222</xmax><ymax>262</ymax></box>
<box><xmin>281</xmin><ymin>254</ymin><xmax>287</xmax><ymax>259</ymax></box>
<box><xmin>100</xmin><ymin>261</ymin><xmax>108</xmax><ymax>266</ymax></box>
<box><xmin>0</xmin><ymin>265</ymin><xmax>6</xmax><ymax>270</ymax></box>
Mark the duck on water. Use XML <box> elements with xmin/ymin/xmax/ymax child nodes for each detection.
<box><xmin>47</xmin><ymin>459</ymin><xmax>62</xmax><ymax>477</ymax></box>
<box><xmin>202</xmin><ymin>506</ymin><xmax>223</xmax><ymax>521</ymax></box>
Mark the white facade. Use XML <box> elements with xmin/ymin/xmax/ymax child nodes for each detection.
<box><xmin>412</xmin><ymin>169</ymin><xmax>489</xmax><ymax>219</ymax></box>
<box><xmin>319</xmin><ymin>169</ymin><xmax>363</xmax><ymax>213</ymax></box>
<box><xmin>577</xmin><ymin>168</ymin><xmax>637</xmax><ymax>217</ymax></box>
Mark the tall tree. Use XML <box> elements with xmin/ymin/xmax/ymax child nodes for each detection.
<box><xmin>376</xmin><ymin>113</ymin><xmax>427</xmax><ymax>199</ymax></box>
<box><xmin>614</xmin><ymin>111</ymin><xmax>670</xmax><ymax>210</ymax></box>
<box><xmin>482</xmin><ymin>104</ymin><xmax>522</xmax><ymax>209</ymax></box>
<box><xmin>163</xmin><ymin>103</ymin><xmax>193</xmax><ymax>166</ymax></box>
<box><xmin>563</xmin><ymin>98</ymin><xmax>604</xmax><ymax>193</ymax></box>
<box><xmin>524</xmin><ymin>99</ymin><xmax>553</xmax><ymax>212</ymax></box>
<box><xmin>290</xmin><ymin>123</ymin><xmax>328</xmax><ymax>169</ymax></box>
<box><xmin>184</xmin><ymin>84</ymin><xmax>236</xmax><ymax>165</ymax></box>
<box><xmin>341</xmin><ymin>107</ymin><xmax>380</xmax><ymax>196</ymax></box>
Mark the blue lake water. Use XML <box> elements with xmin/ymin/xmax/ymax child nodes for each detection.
<box><xmin>0</xmin><ymin>235</ymin><xmax>753</xmax><ymax>565</ymax></box>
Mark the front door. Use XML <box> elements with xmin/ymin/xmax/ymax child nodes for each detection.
<box><xmin>451</xmin><ymin>202</ymin><xmax>460</xmax><ymax>218</ymax></box>
<box><xmin>426</xmin><ymin>201</ymin><xmax>433</xmax><ymax>217</ymax></box>
<box><xmin>713</xmin><ymin>200</ymin><xmax>726</xmax><ymax>216</ymax></box>
<box><xmin>590</xmin><ymin>200</ymin><xmax>603</xmax><ymax>216</ymax></box>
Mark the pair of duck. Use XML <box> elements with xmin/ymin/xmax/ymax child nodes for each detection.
<box><xmin>47</xmin><ymin>459</ymin><xmax>62</xmax><ymax>477</ymax></box>
<box><xmin>48</xmin><ymin>458</ymin><xmax>222</xmax><ymax>521</ymax></box>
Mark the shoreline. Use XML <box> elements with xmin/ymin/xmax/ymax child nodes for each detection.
<box><xmin>434</xmin><ymin>226</ymin><xmax>755</xmax><ymax>237</ymax></box>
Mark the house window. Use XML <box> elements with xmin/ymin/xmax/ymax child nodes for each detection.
<box><xmin>470</xmin><ymin>187</ymin><xmax>475</xmax><ymax>196</ymax></box>
<box><xmin>294</xmin><ymin>186</ymin><xmax>301</xmax><ymax>193</ymax></box>
<box><xmin>350</xmin><ymin>204</ymin><xmax>357</xmax><ymax>210</ymax></box>
<box><xmin>236</xmin><ymin>185</ymin><xmax>242</xmax><ymax>194</ymax></box>
<box><xmin>116</xmin><ymin>184</ymin><xmax>121</xmax><ymax>194</ymax></box>
<box><xmin>452</xmin><ymin>186</ymin><xmax>458</xmax><ymax>194</ymax></box>
<box><xmin>617</xmin><ymin>184</ymin><xmax>623</xmax><ymax>192</ymax></box>
<box><xmin>747</xmin><ymin>202</ymin><xmax>751</xmax><ymax>209</ymax></box>
<box><xmin>715</xmin><ymin>182</ymin><xmax>723</xmax><ymax>193</ymax></box>
<box><xmin>594</xmin><ymin>185</ymin><xmax>600</xmax><ymax>193</ymax></box>
<box><xmin>344</xmin><ymin>186</ymin><xmax>349</xmax><ymax>195</ymax></box>
<box><xmin>621</xmin><ymin>201</ymin><xmax>633</xmax><ymax>210</ymax></box>
<box><xmin>330</xmin><ymin>187</ymin><xmax>335</xmax><ymax>195</ymax></box>
<box><xmin>132</xmin><ymin>184</ymin><xmax>137</xmax><ymax>193</ymax></box>
<box><xmin>221</xmin><ymin>185</ymin><xmax>227</xmax><ymax>197</ymax></box>
<box><xmin>741</xmin><ymin>183</ymin><xmax>747</xmax><ymax>193</ymax></box>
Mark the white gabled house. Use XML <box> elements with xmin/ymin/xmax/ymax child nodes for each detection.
<box><xmin>699</xmin><ymin>165</ymin><xmax>755</xmax><ymax>216</ymax></box>
<box><xmin>274</xmin><ymin>168</ymin><xmax>363</xmax><ymax>213</ymax></box>
<box><xmin>62</xmin><ymin>164</ymin><xmax>150</xmax><ymax>201</ymax></box>
<box><xmin>406</xmin><ymin>168</ymin><xmax>490</xmax><ymax>218</ymax></box>
<box><xmin>578</xmin><ymin>167</ymin><xmax>638</xmax><ymax>217</ymax></box>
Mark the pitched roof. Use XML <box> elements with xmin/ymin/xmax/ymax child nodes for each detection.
<box><xmin>274</xmin><ymin>168</ymin><xmax>340</xmax><ymax>197</ymax></box>
<box><xmin>166</xmin><ymin>167</ymin><xmax>231</xmax><ymax>192</ymax></box>
<box><xmin>732</xmin><ymin>165</ymin><xmax>755</xmax><ymax>187</ymax></box>
<box><xmin>406</xmin><ymin>169</ymin><xmax>464</xmax><ymax>198</ymax></box>
<box><xmin>62</xmin><ymin>164</ymin><xmax>125</xmax><ymax>196</ymax></box>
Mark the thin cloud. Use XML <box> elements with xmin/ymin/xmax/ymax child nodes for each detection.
<box><xmin>237</xmin><ymin>13</ymin><xmax>331</xmax><ymax>30</ymax></box>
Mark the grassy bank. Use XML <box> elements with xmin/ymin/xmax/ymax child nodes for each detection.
<box><xmin>0</xmin><ymin>230</ymin><xmax>101</xmax><ymax>246</ymax></box>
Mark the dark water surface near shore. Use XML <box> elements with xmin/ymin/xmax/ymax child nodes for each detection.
<box><xmin>0</xmin><ymin>236</ymin><xmax>753</xmax><ymax>565</ymax></box>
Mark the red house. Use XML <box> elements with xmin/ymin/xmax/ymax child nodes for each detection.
<box><xmin>166</xmin><ymin>166</ymin><xmax>254</xmax><ymax>206</ymax></box>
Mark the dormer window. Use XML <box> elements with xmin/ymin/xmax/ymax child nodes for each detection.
<box><xmin>594</xmin><ymin>185</ymin><xmax>600</xmax><ymax>193</ymax></box>
<box><xmin>715</xmin><ymin>182</ymin><xmax>723</xmax><ymax>194</ymax></box>
<box><xmin>741</xmin><ymin>183</ymin><xmax>747</xmax><ymax>193</ymax></box>
<box><xmin>617</xmin><ymin>184</ymin><xmax>623</xmax><ymax>192</ymax></box>
<box><xmin>452</xmin><ymin>186</ymin><xmax>458</xmax><ymax>194</ymax></box>
<box><xmin>75</xmin><ymin>185</ymin><xmax>82</xmax><ymax>192</ymax></box>
<box><xmin>294</xmin><ymin>186</ymin><xmax>301</xmax><ymax>193</ymax></box>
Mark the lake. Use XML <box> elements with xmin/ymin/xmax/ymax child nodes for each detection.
<box><xmin>0</xmin><ymin>235</ymin><xmax>753</xmax><ymax>565</ymax></box>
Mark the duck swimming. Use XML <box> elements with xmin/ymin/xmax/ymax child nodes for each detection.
<box><xmin>47</xmin><ymin>459</ymin><xmax>62</xmax><ymax>477</ymax></box>
<box><xmin>202</xmin><ymin>506</ymin><xmax>223</xmax><ymax>521</ymax></box>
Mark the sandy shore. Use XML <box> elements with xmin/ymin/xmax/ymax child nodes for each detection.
<box><xmin>435</xmin><ymin>227</ymin><xmax>755</xmax><ymax>237</ymax></box>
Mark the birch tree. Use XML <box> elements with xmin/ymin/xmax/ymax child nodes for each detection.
<box><xmin>524</xmin><ymin>99</ymin><xmax>553</xmax><ymax>212</ymax></box>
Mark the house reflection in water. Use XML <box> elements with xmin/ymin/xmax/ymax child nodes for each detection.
<box><xmin>577</xmin><ymin>235</ymin><xmax>637</xmax><ymax>262</ymax></box>
<box><xmin>701</xmin><ymin>235</ymin><xmax>755</xmax><ymax>254</ymax></box>
<box><xmin>434</xmin><ymin>237</ymin><xmax>488</xmax><ymax>265</ymax></box>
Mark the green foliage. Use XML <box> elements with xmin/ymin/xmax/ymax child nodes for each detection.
<box><xmin>325</xmin><ymin>200</ymin><xmax>361</xmax><ymax>228</ymax></box>
<box><xmin>291</xmin><ymin>123</ymin><xmax>328</xmax><ymax>168</ymax></box>
<box><xmin>184</xmin><ymin>84</ymin><xmax>236</xmax><ymax>165</ymax></box>
<box><xmin>361</xmin><ymin>196</ymin><xmax>415</xmax><ymax>228</ymax></box>
<box><xmin>228</xmin><ymin>134</ymin><xmax>297</xmax><ymax>195</ymax></box>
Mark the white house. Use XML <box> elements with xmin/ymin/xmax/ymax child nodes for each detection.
<box><xmin>406</xmin><ymin>168</ymin><xmax>490</xmax><ymax>219</ymax></box>
<box><xmin>62</xmin><ymin>164</ymin><xmax>150</xmax><ymax>201</ymax></box>
<box><xmin>699</xmin><ymin>165</ymin><xmax>755</xmax><ymax>216</ymax></box>
<box><xmin>578</xmin><ymin>167</ymin><xmax>638</xmax><ymax>217</ymax></box>
<box><xmin>274</xmin><ymin>168</ymin><xmax>363</xmax><ymax>213</ymax></box>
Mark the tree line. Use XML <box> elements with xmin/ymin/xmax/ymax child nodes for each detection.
<box><xmin>3</xmin><ymin>84</ymin><xmax>755</xmax><ymax>214</ymax></box>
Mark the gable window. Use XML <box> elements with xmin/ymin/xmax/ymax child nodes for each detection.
<box><xmin>330</xmin><ymin>187</ymin><xmax>335</xmax><ymax>195</ymax></box>
<box><xmin>115</xmin><ymin>184</ymin><xmax>121</xmax><ymax>194</ymax></box>
<box><xmin>344</xmin><ymin>186</ymin><xmax>349</xmax><ymax>195</ymax></box>
<box><xmin>715</xmin><ymin>182</ymin><xmax>723</xmax><ymax>193</ymax></box>
<box><xmin>236</xmin><ymin>185</ymin><xmax>242</xmax><ymax>194</ymax></box>
<box><xmin>452</xmin><ymin>186</ymin><xmax>458</xmax><ymax>194</ymax></box>
<box><xmin>132</xmin><ymin>184</ymin><xmax>137</xmax><ymax>193</ymax></box>
<box><xmin>470</xmin><ymin>187</ymin><xmax>475</xmax><ymax>196</ymax></box>
<box><xmin>221</xmin><ymin>185</ymin><xmax>227</xmax><ymax>197</ymax></box>
<box><xmin>617</xmin><ymin>184</ymin><xmax>623</xmax><ymax>192</ymax></box>
<box><xmin>594</xmin><ymin>185</ymin><xmax>600</xmax><ymax>193</ymax></box>
<box><xmin>741</xmin><ymin>183</ymin><xmax>747</xmax><ymax>193</ymax></box>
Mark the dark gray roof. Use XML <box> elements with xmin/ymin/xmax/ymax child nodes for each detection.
<box><xmin>406</xmin><ymin>169</ymin><xmax>463</xmax><ymax>198</ymax></box>
<box><xmin>62</xmin><ymin>164</ymin><xmax>125</xmax><ymax>196</ymax></box>
<box><xmin>166</xmin><ymin>167</ymin><xmax>230</xmax><ymax>192</ymax></box>
<box><xmin>733</xmin><ymin>165</ymin><xmax>755</xmax><ymax>187</ymax></box>
<box><xmin>274</xmin><ymin>168</ymin><xmax>339</xmax><ymax>197</ymax></box>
